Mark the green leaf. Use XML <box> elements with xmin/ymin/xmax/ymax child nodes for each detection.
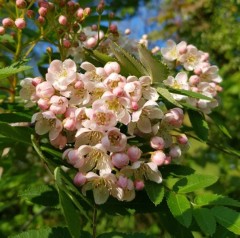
<box><xmin>89</xmin><ymin>49</ymin><xmax>116</xmax><ymax>64</ymax></box>
<box><xmin>169</xmin><ymin>88</ymin><xmax>212</xmax><ymax>101</ymax></box>
<box><xmin>167</xmin><ymin>192</ymin><xmax>192</xmax><ymax>227</ymax></box>
<box><xmin>211</xmin><ymin>206</ymin><xmax>240</xmax><ymax>235</ymax></box>
<box><xmin>97</xmin><ymin>232</ymin><xmax>153</xmax><ymax>238</ymax></box>
<box><xmin>194</xmin><ymin>194</ymin><xmax>240</xmax><ymax>207</ymax></box>
<box><xmin>193</xmin><ymin>208</ymin><xmax>216</xmax><ymax>235</ymax></box>
<box><xmin>0</xmin><ymin>122</ymin><xmax>32</xmax><ymax>145</ymax></box>
<box><xmin>157</xmin><ymin>87</ymin><xmax>182</xmax><ymax>107</ymax></box>
<box><xmin>55</xmin><ymin>168</ymin><xmax>82</xmax><ymax>238</ymax></box>
<box><xmin>0</xmin><ymin>61</ymin><xmax>31</xmax><ymax>80</ymax></box>
<box><xmin>138</xmin><ymin>43</ymin><xmax>169</xmax><ymax>83</ymax></box>
<box><xmin>188</xmin><ymin>110</ymin><xmax>209</xmax><ymax>141</ymax></box>
<box><xmin>145</xmin><ymin>181</ymin><xmax>164</xmax><ymax>206</ymax></box>
<box><xmin>110</xmin><ymin>42</ymin><xmax>146</xmax><ymax>77</ymax></box>
<box><xmin>173</xmin><ymin>174</ymin><xmax>218</xmax><ymax>193</ymax></box>
<box><xmin>9</xmin><ymin>227</ymin><xmax>73</xmax><ymax>238</ymax></box>
<box><xmin>19</xmin><ymin>185</ymin><xmax>59</xmax><ymax>207</ymax></box>
<box><xmin>0</xmin><ymin>112</ymin><xmax>31</xmax><ymax>123</ymax></box>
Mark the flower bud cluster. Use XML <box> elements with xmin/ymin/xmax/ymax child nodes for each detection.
<box><xmin>161</xmin><ymin>39</ymin><xmax>222</xmax><ymax>113</ymax></box>
<box><xmin>20</xmin><ymin>58</ymin><xmax>190</xmax><ymax>204</ymax></box>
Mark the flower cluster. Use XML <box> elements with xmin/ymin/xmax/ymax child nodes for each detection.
<box><xmin>20</xmin><ymin>58</ymin><xmax>190</xmax><ymax>204</ymax></box>
<box><xmin>161</xmin><ymin>40</ymin><xmax>222</xmax><ymax>114</ymax></box>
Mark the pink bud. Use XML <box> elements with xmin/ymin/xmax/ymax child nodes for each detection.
<box><xmin>150</xmin><ymin>136</ymin><xmax>165</xmax><ymax>150</ymax></box>
<box><xmin>76</xmin><ymin>8</ymin><xmax>84</xmax><ymax>19</ymax></box>
<box><xmin>91</xmin><ymin>24</ymin><xmax>98</xmax><ymax>31</ymax></box>
<box><xmin>0</xmin><ymin>26</ymin><xmax>5</xmax><ymax>35</ymax></box>
<box><xmin>84</xmin><ymin>37</ymin><xmax>97</xmax><ymax>48</ymax></box>
<box><xmin>151</xmin><ymin>150</ymin><xmax>166</xmax><ymax>166</ymax></box>
<box><xmin>127</xmin><ymin>146</ymin><xmax>142</xmax><ymax>162</ymax></box>
<box><xmin>112</xmin><ymin>87</ymin><xmax>124</xmax><ymax>97</ymax></box>
<box><xmin>189</xmin><ymin>75</ymin><xmax>200</xmax><ymax>86</ymax></box>
<box><xmin>169</xmin><ymin>145</ymin><xmax>181</xmax><ymax>158</ymax></box>
<box><xmin>26</xmin><ymin>10</ymin><xmax>35</xmax><ymax>19</ymax></box>
<box><xmin>58</xmin><ymin>15</ymin><xmax>67</xmax><ymax>26</ymax></box>
<box><xmin>63</xmin><ymin>117</ymin><xmax>76</xmax><ymax>131</ymax></box>
<box><xmin>67</xmin><ymin>149</ymin><xmax>79</xmax><ymax>165</ymax></box>
<box><xmin>177</xmin><ymin>134</ymin><xmax>188</xmax><ymax>145</ymax></box>
<box><xmin>194</xmin><ymin>67</ymin><xmax>202</xmax><ymax>75</ymax></box>
<box><xmin>134</xmin><ymin>180</ymin><xmax>145</xmax><ymax>190</ymax></box>
<box><xmin>164</xmin><ymin>156</ymin><xmax>172</xmax><ymax>165</ymax></box>
<box><xmin>38</xmin><ymin>0</ymin><xmax>49</xmax><ymax>8</ymax></box>
<box><xmin>38</xmin><ymin>7</ymin><xmax>48</xmax><ymax>17</ymax></box>
<box><xmin>131</xmin><ymin>101</ymin><xmax>138</xmax><ymax>111</ymax></box>
<box><xmin>50</xmin><ymin>133</ymin><xmax>67</xmax><ymax>149</ymax></box>
<box><xmin>112</xmin><ymin>152</ymin><xmax>129</xmax><ymax>169</ymax></box>
<box><xmin>15</xmin><ymin>18</ymin><xmax>26</xmax><ymax>29</ymax></box>
<box><xmin>37</xmin><ymin>98</ymin><xmax>49</xmax><ymax>110</ymax></box>
<box><xmin>32</xmin><ymin>77</ymin><xmax>42</xmax><ymax>86</ymax></box>
<box><xmin>63</xmin><ymin>39</ymin><xmax>71</xmax><ymax>48</ymax></box>
<box><xmin>36</xmin><ymin>81</ymin><xmax>55</xmax><ymax>98</ymax></box>
<box><xmin>117</xmin><ymin>176</ymin><xmax>128</xmax><ymax>188</ymax></box>
<box><xmin>79</xmin><ymin>32</ymin><xmax>87</xmax><ymax>41</ymax></box>
<box><xmin>38</xmin><ymin>16</ymin><xmax>46</xmax><ymax>25</ymax></box>
<box><xmin>74</xmin><ymin>80</ymin><xmax>84</xmax><ymax>89</ymax></box>
<box><xmin>109</xmin><ymin>24</ymin><xmax>118</xmax><ymax>33</ymax></box>
<box><xmin>84</xmin><ymin>7</ymin><xmax>91</xmax><ymax>16</ymax></box>
<box><xmin>74</xmin><ymin>172</ymin><xmax>87</xmax><ymax>186</ymax></box>
<box><xmin>104</xmin><ymin>62</ymin><xmax>121</xmax><ymax>75</ymax></box>
<box><xmin>16</xmin><ymin>0</ymin><xmax>27</xmax><ymax>9</ymax></box>
<box><xmin>2</xmin><ymin>18</ymin><xmax>14</xmax><ymax>28</ymax></box>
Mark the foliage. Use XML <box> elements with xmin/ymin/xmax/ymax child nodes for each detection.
<box><xmin>0</xmin><ymin>0</ymin><xmax>239</xmax><ymax>238</ymax></box>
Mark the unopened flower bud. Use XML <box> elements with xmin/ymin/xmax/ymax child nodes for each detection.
<box><xmin>164</xmin><ymin>156</ymin><xmax>172</xmax><ymax>165</ymax></box>
<box><xmin>127</xmin><ymin>146</ymin><xmax>142</xmax><ymax>162</ymax></box>
<box><xmin>63</xmin><ymin>39</ymin><xmax>71</xmax><ymax>48</ymax></box>
<box><xmin>91</xmin><ymin>24</ymin><xmax>98</xmax><ymax>31</ymax></box>
<box><xmin>109</xmin><ymin>12</ymin><xmax>114</xmax><ymax>19</ymax></box>
<box><xmin>189</xmin><ymin>75</ymin><xmax>200</xmax><ymax>86</ymax></box>
<box><xmin>16</xmin><ymin>0</ymin><xmax>27</xmax><ymax>9</ymax></box>
<box><xmin>104</xmin><ymin>62</ymin><xmax>120</xmax><ymax>75</ymax></box>
<box><xmin>131</xmin><ymin>101</ymin><xmax>138</xmax><ymax>111</ymax></box>
<box><xmin>26</xmin><ymin>10</ymin><xmax>35</xmax><ymax>19</ymax></box>
<box><xmin>96</xmin><ymin>0</ymin><xmax>105</xmax><ymax>14</ymax></box>
<box><xmin>38</xmin><ymin>16</ymin><xmax>46</xmax><ymax>25</ymax></box>
<box><xmin>32</xmin><ymin>77</ymin><xmax>42</xmax><ymax>86</ymax></box>
<box><xmin>109</xmin><ymin>24</ymin><xmax>118</xmax><ymax>33</ymax></box>
<box><xmin>38</xmin><ymin>0</ymin><xmax>49</xmax><ymax>8</ymax></box>
<box><xmin>134</xmin><ymin>180</ymin><xmax>145</xmax><ymax>190</ymax></box>
<box><xmin>15</xmin><ymin>18</ymin><xmax>26</xmax><ymax>29</ymax></box>
<box><xmin>79</xmin><ymin>32</ymin><xmax>87</xmax><ymax>41</ymax></box>
<box><xmin>84</xmin><ymin>37</ymin><xmax>97</xmax><ymax>48</ymax></box>
<box><xmin>50</xmin><ymin>133</ymin><xmax>67</xmax><ymax>149</ymax></box>
<box><xmin>124</xmin><ymin>28</ymin><xmax>131</xmax><ymax>35</ymax></box>
<box><xmin>84</xmin><ymin>7</ymin><xmax>91</xmax><ymax>16</ymax></box>
<box><xmin>2</xmin><ymin>18</ymin><xmax>14</xmax><ymax>28</ymax></box>
<box><xmin>112</xmin><ymin>152</ymin><xmax>129</xmax><ymax>169</ymax></box>
<box><xmin>38</xmin><ymin>7</ymin><xmax>48</xmax><ymax>17</ymax></box>
<box><xmin>177</xmin><ymin>134</ymin><xmax>188</xmax><ymax>145</ymax></box>
<box><xmin>37</xmin><ymin>98</ymin><xmax>49</xmax><ymax>110</ymax></box>
<box><xmin>36</xmin><ymin>81</ymin><xmax>55</xmax><ymax>98</ymax></box>
<box><xmin>76</xmin><ymin>8</ymin><xmax>83</xmax><ymax>20</ymax></box>
<box><xmin>150</xmin><ymin>136</ymin><xmax>165</xmax><ymax>150</ymax></box>
<box><xmin>58</xmin><ymin>15</ymin><xmax>67</xmax><ymax>26</ymax></box>
<box><xmin>0</xmin><ymin>26</ymin><xmax>5</xmax><ymax>35</ymax></box>
<box><xmin>74</xmin><ymin>172</ymin><xmax>87</xmax><ymax>186</ymax></box>
<box><xmin>151</xmin><ymin>150</ymin><xmax>166</xmax><ymax>166</ymax></box>
<box><xmin>169</xmin><ymin>145</ymin><xmax>181</xmax><ymax>158</ymax></box>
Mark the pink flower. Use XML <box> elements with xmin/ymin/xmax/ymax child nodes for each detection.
<box><xmin>46</xmin><ymin>59</ymin><xmax>77</xmax><ymax>91</ymax></box>
<box><xmin>104</xmin><ymin>62</ymin><xmax>121</xmax><ymax>75</ymax></box>
<box><xmin>49</xmin><ymin>95</ymin><xmax>68</xmax><ymax>114</ymax></box>
<box><xmin>150</xmin><ymin>136</ymin><xmax>165</xmax><ymax>150</ymax></box>
<box><xmin>124</xmin><ymin>77</ymin><xmax>142</xmax><ymax>102</ymax></box>
<box><xmin>127</xmin><ymin>146</ymin><xmax>142</xmax><ymax>162</ymax></box>
<box><xmin>36</xmin><ymin>81</ymin><xmax>55</xmax><ymax>99</ymax></box>
<box><xmin>111</xmin><ymin>152</ymin><xmax>129</xmax><ymax>168</ymax></box>
<box><xmin>50</xmin><ymin>133</ymin><xmax>67</xmax><ymax>149</ymax></box>
<box><xmin>151</xmin><ymin>150</ymin><xmax>166</xmax><ymax>166</ymax></box>
<box><xmin>163</xmin><ymin>108</ymin><xmax>184</xmax><ymax>127</ymax></box>
<box><xmin>74</xmin><ymin>172</ymin><xmax>87</xmax><ymax>186</ymax></box>
<box><xmin>101</xmin><ymin>128</ymin><xmax>127</xmax><ymax>152</ymax></box>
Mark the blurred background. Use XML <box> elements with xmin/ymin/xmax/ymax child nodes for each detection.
<box><xmin>0</xmin><ymin>0</ymin><xmax>239</xmax><ymax>237</ymax></box>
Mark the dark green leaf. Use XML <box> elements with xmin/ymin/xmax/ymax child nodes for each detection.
<box><xmin>19</xmin><ymin>185</ymin><xmax>59</xmax><ymax>207</ymax></box>
<box><xmin>97</xmin><ymin>232</ymin><xmax>153</xmax><ymax>238</ymax></box>
<box><xmin>157</xmin><ymin>87</ymin><xmax>182</xmax><ymax>107</ymax></box>
<box><xmin>9</xmin><ymin>227</ymin><xmax>72</xmax><ymax>238</ymax></box>
<box><xmin>0</xmin><ymin>112</ymin><xmax>31</xmax><ymax>123</ymax></box>
<box><xmin>188</xmin><ymin>110</ymin><xmax>209</xmax><ymax>141</ymax></box>
<box><xmin>194</xmin><ymin>194</ymin><xmax>240</xmax><ymax>207</ymax></box>
<box><xmin>0</xmin><ymin>122</ymin><xmax>32</xmax><ymax>145</ymax></box>
<box><xmin>193</xmin><ymin>208</ymin><xmax>216</xmax><ymax>235</ymax></box>
<box><xmin>110</xmin><ymin>42</ymin><xmax>146</xmax><ymax>77</ymax></box>
<box><xmin>145</xmin><ymin>181</ymin><xmax>164</xmax><ymax>206</ymax></box>
<box><xmin>167</xmin><ymin>192</ymin><xmax>192</xmax><ymax>227</ymax></box>
<box><xmin>138</xmin><ymin>43</ymin><xmax>169</xmax><ymax>83</ymax></box>
<box><xmin>173</xmin><ymin>174</ymin><xmax>218</xmax><ymax>193</ymax></box>
<box><xmin>211</xmin><ymin>206</ymin><xmax>240</xmax><ymax>235</ymax></box>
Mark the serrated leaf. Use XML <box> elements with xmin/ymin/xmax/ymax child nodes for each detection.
<box><xmin>167</xmin><ymin>192</ymin><xmax>192</xmax><ymax>227</ymax></box>
<box><xmin>188</xmin><ymin>110</ymin><xmax>209</xmax><ymax>141</ymax></box>
<box><xmin>110</xmin><ymin>42</ymin><xmax>146</xmax><ymax>77</ymax></box>
<box><xmin>19</xmin><ymin>185</ymin><xmax>59</xmax><ymax>207</ymax></box>
<box><xmin>0</xmin><ymin>61</ymin><xmax>31</xmax><ymax>80</ymax></box>
<box><xmin>157</xmin><ymin>87</ymin><xmax>182</xmax><ymax>107</ymax></box>
<box><xmin>193</xmin><ymin>208</ymin><xmax>216</xmax><ymax>235</ymax></box>
<box><xmin>145</xmin><ymin>181</ymin><xmax>164</xmax><ymax>206</ymax></box>
<box><xmin>173</xmin><ymin>174</ymin><xmax>218</xmax><ymax>193</ymax></box>
<box><xmin>169</xmin><ymin>88</ymin><xmax>212</xmax><ymax>100</ymax></box>
<box><xmin>195</xmin><ymin>194</ymin><xmax>240</xmax><ymax>207</ymax></box>
<box><xmin>9</xmin><ymin>227</ymin><xmax>72</xmax><ymax>238</ymax></box>
<box><xmin>91</xmin><ymin>49</ymin><xmax>116</xmax><ymax>63</ymax></box>
<box><xmin>211</xmin><ymin>206</ymin><xmax>240</xmax><ymax>235</ymax></box>
<box><xmin>138</xmin><ymin>43</ymin><xmax>169</xmax><ymax>83</ymax></box>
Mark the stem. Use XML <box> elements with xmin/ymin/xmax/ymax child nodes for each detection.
<box><xmin>97</xmin><ymin>14</ymin><xmax>102</xmax><ymax>45</ymax></box>
<box><xmin>92</xmin><ymin>204</ymin><xmax>97</xmax><ymax>238</ymax></box>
